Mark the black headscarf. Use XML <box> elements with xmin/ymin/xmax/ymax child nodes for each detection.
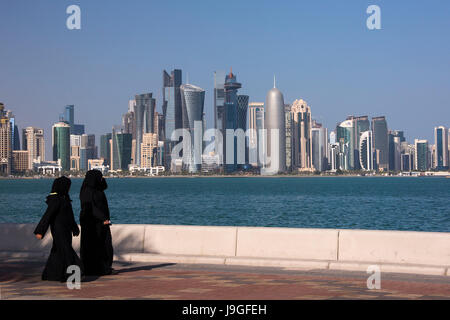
<box><xmin>80</xmin><ymin>170</ymin><xmax>107</xmax><ymax>193</ymax></box>
<box><xmin>49</xmin><ymin>176</ymin><xmax>71</xmax><ymax>201</ymax></box>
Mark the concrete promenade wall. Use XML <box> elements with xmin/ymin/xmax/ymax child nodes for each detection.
<box><xmin>0</xmin><ymin>224</ymin><xmax>449</xmax><ymax>276</ymax></box>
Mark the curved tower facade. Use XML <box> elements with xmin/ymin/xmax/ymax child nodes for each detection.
<box><xmin>180</xmin><ymin>84</ymin><xmax>205</xmax><ymax>173</ymax></box>
<box><xmin>359</xmin><ymin>130</ymin><xmax>373</xmax><ymax>171</ymax></box>
<box><xmin>264</xmin><ymin>85</ymin><xmax>286</xmax><ymax>174</ymax></box>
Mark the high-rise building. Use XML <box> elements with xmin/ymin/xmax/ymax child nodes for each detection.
<box><xmin>248</xmin><ymin>103</ymin><xmax>265</xmax><ymax>167</ymax></box>
<box><xmin>80</xmin><ymin>134</ymin><xmax>96</xmax><ymax>171</ymax></box>
<box><xmin>415</xmin><ymin>139</ymin><xmax>429</xmax><ymax>171</ymax></box>
<box><xmin>263</xmin><ymin>81</ymin><xmax>286</xmax><ymax>174</ymax></box>
<box><xmin>61</xmin><ymin>105</ymin><xmax>74</xmax><ymax>129</ymax></box>
<box><xmin>434</xmin><ymin>126</ymin><xmax>448</xmax><ymax>170</ymax></box>
<box><xmin>59</xmin><ymin>105</ymin><xmax>85</xmax><ymax>135</ymax></box>
<box><xmin>23</xmin><ymin>127</ymin><xmax>45</xmax><ymax>169</ymax></box>
<box><xmin>70</xmin><ymin>145</ymin><xmax>80</xmax><ymax>171</ymax></box>
<box><xmin>388</xmin><ymin>130</ymin><xmax>405</xmax><ymax>172</ymax></box>
<box><xmin>311</xmin><ymin>121</ymin><xmax>328</xmax><ymax>172</ymax></box>
<box><xmin>285</xmin><ymin>104</ymin><xmax>292</xmax><ymax>171</ymax></box>
<box><xmin>163</xmin><ymin>69</ymin><xmax>182</xmax><ymax>170</ymax></box>
<box><xmin>123</xmin><ymin>102</ymin><xmax>135</xmax><ymax>140</ymax></box>
<box><xmin>7</xmin><ymin>115</ymin><xmax>20</xmax><ymax>151</ymax></box>
<box><xmin>237</xmin><ymin>95</ymin><xmax>249</xmax><ymax>168</ymax></box>
<box><xmin>347</xmin><ymin>116</ymin><xmax>370</xmax><ymax>169</ymax></box>
<box><xmin>372</xmin><ymin>116</ymin><xmax>389</xmax><ymax>171</ymax></box>
<box><xmin>110</xmin><ymin>127</ymin><xmax>132</xmax><ymax>171</ymax></box>
<box><xmin>359</xmin><ymin>131</ymin><xmax>374</xmax><ymax>171</ymax></box>
<box><xmin>52</xmin><ymin>122</ymin><xmax>71</xmax><ymax>171</ymax></box>
<box><xmin>180</xmin><ymin>83</ymin><xmax>205</xmax><ymax>173</ymax></box>
<box><xmin>336</xmin><ymin>120</ymin><xmax>354</xmax><ymax>171</ymax></box>
<box><xmin>100</xmin><ymin>133</ymin><xmax>112</xmax><ymax>167</ymax></box>
<box><xmin>214</xmin><ymin>70</ymin><xmax>226</xmax><ymax>162</ymax></box>
<box><xmin>291</xmin><ymin>99</ymin><xmax>312</xmax><ymax>171</ymax></box>
<box><xmin>12</xmin><ymin>150</ymin><xmax>29</xmax><ymax>173</ymax></box>
<box><xmin>223</xmin><ymin>69</ymin><xmax>242</xmax><ymax>173</ymax></box>
<box><xmin>0</xmin><ymin>103</ymin><xmax>12</xmax><ymax>175</ymax></box>
<box><xmin>141</xmin><ymin>133</ymin><xmax>158</xmax><ymax>168</ymax></box>
<box><xmin>134</xmin><ymin>93</ymin><xmax>156</xmax><ymax>167</ymax></box>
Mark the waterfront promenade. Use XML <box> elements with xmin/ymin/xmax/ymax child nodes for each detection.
<box><xmin>1</xmin><ymin>259</ymin><xmax>450</xmax><ymax>300</ymax></box>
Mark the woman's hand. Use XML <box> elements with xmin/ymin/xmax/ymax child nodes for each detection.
<box><xmin>35</xmin><ymin>234</ymin><xmax>43</xmax><ymax>240</ymax></box>
<box><xmin>103</xmin><ymin>220</ymin><xmax>111</xmax><ymax>225</ymax></box>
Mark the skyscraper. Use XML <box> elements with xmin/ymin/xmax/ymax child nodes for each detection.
<box><xmin>223</xmin><ymin>69</ymin><xmax>242</xmax><ymax>173</ymax></box>
<box><xmin>59</xmin><ymin>105</ymin><xmax>85</xmax><ymax>135</ymax></box>
<box><xmin>111</xmin><ymin>127</ymin><xmax>132</xmax><ymax>171</ymax></box>
<box><xmin>359</xmin><ymin>131</ymin><xmax>374</xmax><ymax>171</ymax></box>
<box><xmin>180</xmin><ymin>83</ymin><xmax>205</xmax><ymax>173</ymax></box>
<box><xmin>388</xmin><ymin>130</ymin><xmax>405</xmax><ymax>172</ymax></box>
<box><xmin>162</xmin><ymin>69</ymin><xmax>182</xmax><ymax>170</ymax></box>
<box><xmin>248</xmin><ymin>102</ymin><xmax>265</xmax><ymax>167</ymax></box>
<box><xmin>285</xmin><ymin>104</ymin><xmax>292</xmax><ymax>171</ymax></box>
<box><xmin>263</xmin><ymin>80</ymin><xmax>286</xmax><ymax>174</ymax></box>
<box><xmin>134</xmin><ymin>93</ymin><xmax>156</xmax><ymax>167</ymax></box>
<box><xmin>372</xmin><ymin>116</ymin><xmax>389</xmax><ymax>171</ymax></box>
<box><xmin>0</xmin><ymin>103</ymin><xmax>12</xmax><ymax>175</ymax></box>
<box><xmin>415</xmin><ymin>139</ymin><xmax>429</xmax><ymax>171</ymax></box>
<box><xmin>291</xmin><ymin>99</ymin><xmax>312</xmax><ymax>171</ymax></box>
<box><xmin>434</xmin><ymin>126</ymin><xmax>448</xmax><ymax>170</ymax></box>
<box><xmin>214</xmin><ymin>70</ymin><xmax>226</xmax><ymax>162</ymax></box>
<box><xmin>52</xmin><ymin>122</ymin><xmax>71</xmax><ymax>171</ymax></box>
<box><xmin>23</xmin><ymin>127</ymin><xmax>45</xmax><ymax>170</ymax></box>
<box><xmin>80</xmin><ymin>134</ymin><xmax>96</xmax><ymax>171</ymax></box>
<box><xmin>311</xmin><ymin>121</ymin><xmax>328</xmax><ymax>172</ymax></box>
<box><xmin>336</xmin><ymin>120</ymin><xmax>354</xmax><ymax>171</ymax></box>
<box><xmin>347</xmin><ymin>115</ymin><xmax>370</xmax><ymax>169</ymax></box>
<box><xmin>141</xmin><ymin>133</ymin><xmax>158</xmax><ymax>168</ymax></box>
<box><xmin>100</xmin><ymin>133</ymin><xmax>112</xmax><ymax>167</ymax></box>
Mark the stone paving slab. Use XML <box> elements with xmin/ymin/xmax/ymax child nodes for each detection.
<box><xmin>1</xmin><ymin>259</ymin><xmax>449</xmax><ymax>300</ymax></box>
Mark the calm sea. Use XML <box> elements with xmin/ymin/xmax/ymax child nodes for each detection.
<box><xmin>0</xmin><ymin>177</ymin><xmax>449</xmax><ymax>232</ymax></box>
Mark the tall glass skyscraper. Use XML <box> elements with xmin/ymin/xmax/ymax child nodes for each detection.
<box><xmin>162</xmin><ymin>69</ymin><xmax>182</xmax><ymax>170</ymax></box>
<box><xmin>180</xmin><ymin>84</ymin><xmax>205</xmax><ymax>173</ymax></box>
<box><xmin>111</xmin><ymin>127</ymin><xmax>132</xmax><ymax>171</ymax></box>
<box><xmin>415</xmin><ymin>139</ymin><xmax>429</xmax><ymax>171</ymax></box>
<box><xmin>336</xmin><ymin>120</ymin><xmax>354</xmax><ymax>171</ymax></box>
<box><xmin>372</xmin><ymin>116</ymin><xmax>389</xmax><ymax>171</ymax></box>
<box><xmin>134</xmin><ymin>93</ymin><xmax>156</xmax><ymax>167</ymax></box>
<box><xmin>223</xmin><ymin>69</ymin><xmax>242</xmax><ymax>173</ymax></box>
<box><xmin>214</xmin><ymin>70</ymin><xmax>226</xmax><ymax>160</ymax></box>
<box><xmin>388</xmin><ymin>130</ymin><xmax>405</xmax><ymax>172</ymax></box>
<box><xmin>359</xmin><ymin>130</ymin><xmax>374</xmax><ymax>171</ymax></box>
<box><xmin>52</xmin><ymin>122</ymin><xmax>71</xmax><ymax>171</ymax></box>
<box><xmin>100</xmin><ymin>133</ymin><xmax>112</xmax><ymax>167</ymax></box>
<box><xmin>249</xmin><ymin>103</ymin><xmax>265</xmax><ymax>167</ymax></box>
<box><xmin>434</xmin><ymin>126</ymin><xmax>448</xmax><ymax>169</ymax></box>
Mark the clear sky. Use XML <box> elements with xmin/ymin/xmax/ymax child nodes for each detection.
<box><xmin>1</xmin><ymin>0</ymin><xmax>449</xmax><ymax>159</ymax></box>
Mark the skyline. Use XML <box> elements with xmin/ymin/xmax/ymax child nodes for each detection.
<box><xmin>1</xmin><ymin>1</ymin><xmax>450</xmax><ymax>158</ymax></box>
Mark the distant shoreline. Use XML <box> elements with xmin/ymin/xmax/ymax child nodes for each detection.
<box><xmin>1</xmin><ymin>174</ymin><xmax>449</xmax><ymax>180</ymax></box>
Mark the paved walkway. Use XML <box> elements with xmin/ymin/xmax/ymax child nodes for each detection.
<box><xmin>1</xmin><ymin>259</ymin><xmax>449</xmax><ymax>300</ymax></box>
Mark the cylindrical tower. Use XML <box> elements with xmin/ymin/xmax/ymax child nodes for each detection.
<box><xmin>264</xmin><ymin>85</ymin><xmax>286</xmax><ymax>174</ymax></box>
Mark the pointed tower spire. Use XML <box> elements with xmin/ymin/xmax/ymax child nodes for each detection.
<box><xmin>273</xmin><ymin>75</ymin><xmax>276</xmax><ymax>88</ymax></box>
<box><xmin>229</xmin><ymin>67</ymin><xmax>233</xmax><ymax>78</ymax></box>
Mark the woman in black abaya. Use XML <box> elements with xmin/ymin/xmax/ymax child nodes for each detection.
<box><xmin>79</xmin><ymin>169</ymin><xmax>114</xmax><ymax>276</ymax></box>
<box><xmin>34</xmin><ymin>176</ymin><xmax>83</xmax><ymax>282</ymax></box>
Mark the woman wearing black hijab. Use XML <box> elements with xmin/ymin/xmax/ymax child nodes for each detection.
<box><xmin>79</xmin><ymin>169</ymin><xmax>114</xmax><ymax>276</ymax></box>
<box><xmin>34</xmin><ymin>176</ymin><xmax>83</xmax><ymax>282</ymax></box>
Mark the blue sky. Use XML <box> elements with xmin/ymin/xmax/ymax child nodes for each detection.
<box><xmin>1</xmin><ymin>0</ymin><xmax>449</xmax><ymax>159</ymax></box>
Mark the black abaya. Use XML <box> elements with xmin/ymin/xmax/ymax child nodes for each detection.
<box><xmin>79</xmin><ymin>170</ymin><xmax>114</xmax><ymax>276</ymax></box>
<box><xmin>34</xmin><ymin>177</ymin><xmax>83</xmax><ymax>282</ymax></box>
